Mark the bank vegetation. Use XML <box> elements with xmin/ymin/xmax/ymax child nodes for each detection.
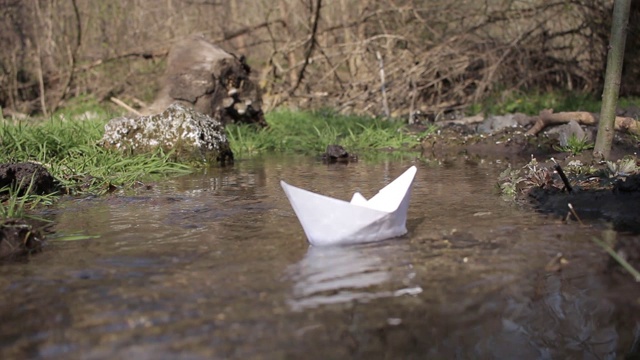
<box><xmin>2</xmin><ymin>0</ymin><xmax>639</xmax><ymax>120</ymax></box>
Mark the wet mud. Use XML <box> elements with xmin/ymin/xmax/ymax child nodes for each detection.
<box><xmin>421</xmin><ymin>117</ymin><xmax>640</xmax><ymax>276</ymax></box>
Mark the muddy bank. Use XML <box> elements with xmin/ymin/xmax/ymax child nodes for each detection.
<box><xmin>514</xmin><ymin>162</ymin><xmax>640</xmax><ymax>274</ymax></box>
<box><xmin>419</xmin><ymin>112</ymin><xmax>639</xmax><ymax>222</ymax></box>
<box><xmin>420</xmin><ymin>113</ymin><xmax>640</xmax><ymax>276</ymax></box>
<box><xmin>421</xmin><ymin>117</ymin><xmax>637</xmax><ymax>162</ymax></box>
<box><xmin>528</xmin><ymin>182</ymin><xmax>640</xmax><ymax>232</ymax></box>
<box><xmin>0</xmin><ymin>162</ymin><xmax>59</xmax><ymax>261</ymax></box>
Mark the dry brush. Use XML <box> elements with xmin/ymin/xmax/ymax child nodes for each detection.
<box><xmin>0</xmin><ymin>0</ymin><xmax>632</xmax><ymax>119</ymax></box>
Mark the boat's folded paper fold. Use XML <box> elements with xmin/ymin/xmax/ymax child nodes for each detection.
<box><xmin>280</xmin><ymin>166</ymin><xmax>417</xmax><ymax>246</ymax></box>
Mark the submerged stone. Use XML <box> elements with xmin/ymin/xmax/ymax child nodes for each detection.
<box><xmin>322</xmin><ymin>144</ymin><xmax>357</xmax><ymax>163</ymax></box>
<box><xmin>100</xmin><ymin>103</ymin><xmax>233</xmax><ymax>165</ymax></box>
<box><xmin>0</xmin><ymin>219</ymin><xmax>45</xmax><ymax>260</ymax></box>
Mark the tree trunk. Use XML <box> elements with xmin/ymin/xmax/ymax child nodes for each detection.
<box><xmin>594</xmin><ymin>0</ymin><xmax>632</xmax><ymax>159</ymax></box>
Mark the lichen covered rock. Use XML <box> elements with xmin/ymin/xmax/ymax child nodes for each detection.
<box><xmin>101</xmin><ymin>103</ymin><xmax>233</xmax><ymax>165</ymax></box>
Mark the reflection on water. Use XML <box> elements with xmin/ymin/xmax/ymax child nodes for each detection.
<box><xmin>459</xmin><ymin>270</ymin><xmax>619</xmax><ymax>359</ymax></box>
<box><xmin>287</xmin><ymin>243</ymin><xmax>422</xmax><ymax>311</ymax></box>
<box><xmin>0</xmin><ymin>155</ymin><xmax>638</xmax><ymax>359</ymax></box>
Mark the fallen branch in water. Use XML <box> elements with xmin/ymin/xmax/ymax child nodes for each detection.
<box><xmin>567</xmin><ymin>203</ymin><xmax>583</xmax><ymax>225</ymax></box>
<box><xmin>525</xmin><ymin>109</ymin><xmax>640</xmax><ymax>136</ymax></box>
<box><xmin>591</xmin><ymin>236</ymin><xmax>640</xmax><ymax>282</ymax></box>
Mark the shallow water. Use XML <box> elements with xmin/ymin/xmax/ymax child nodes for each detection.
<box><xmin>1</xmin><ymin>155</ymin><xmax>638</xmax><ymax>359</ymax></box>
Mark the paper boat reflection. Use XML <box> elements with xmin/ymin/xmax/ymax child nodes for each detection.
<box><xmin>286</xmin><ymin>243</ymin><xmax>422</xmax><ymax>311</ymax></box>
<box><xmin>280</xmin><ymin>166</ymin><xmax>417</xmax><ymax>246</ymax></box>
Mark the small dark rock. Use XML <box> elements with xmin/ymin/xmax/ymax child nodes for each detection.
<box><xmin>322</xmin><ymin>145</ymin><xmax>358</xmax><ymax>163</ymax></box>
<box><xmin>0</xmin><ymin>162</ymin><xmax>59</xmax><ymax>197</ymax></box>
<box><xmin>0</xmin><ymin>219</ymin><xmax>45</xmax><ymax>260</ymax></box>
<box><xmin>325</xmin><ymin>144</ymin><xmax>348</xmax><ymax>158</ymax></box>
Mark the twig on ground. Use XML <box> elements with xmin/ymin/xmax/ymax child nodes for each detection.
<box><xmin>110</xmin><ymin>97</ymin><xmax>142</xmax><ymax>116</ymax></box>
<box><xmin>567</xmin><ymin>203</ymin><xmax>583</xmax><ymax>225</ymax></box>
<box><xmin>552</xmin><ymin>159</ymin><xmax>572</xmax><ymax>193</ymax></box>
<box><xmin>130</xmin><ymin>97</ymin><xmax>148</xmax><ymax>109</ymax></box>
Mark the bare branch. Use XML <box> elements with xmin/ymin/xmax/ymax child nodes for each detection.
<box><xmin>289</xmin><ymin>0</ymin><xmax>322</xmax><ymax>95</ymax></box>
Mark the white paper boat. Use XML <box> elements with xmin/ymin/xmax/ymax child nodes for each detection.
<box><xmin>280</xmin><ymin>166</ymin><xmax>417</xmax><ymax>246</ymax></box>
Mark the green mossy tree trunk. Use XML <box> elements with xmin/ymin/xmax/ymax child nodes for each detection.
<box><xmin>594</xmin><ymin>0</ymin><xmax>632</xmax><ymax>159</ymax></box>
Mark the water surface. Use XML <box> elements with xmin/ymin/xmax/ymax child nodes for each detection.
<box><xmin>1</xmin><ymin>155</ymin><xmax>638</xmax><ymax>359</ymax></box>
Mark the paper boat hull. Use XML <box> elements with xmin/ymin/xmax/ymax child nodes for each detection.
<box><xmin>281</xmin><ymin>166</ymin><xmax>417</xmax><ymax>246</ymax></box>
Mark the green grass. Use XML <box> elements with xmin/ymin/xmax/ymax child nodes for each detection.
<box><xmin>1</xmin><ymin>117</ymin><xmax>191</xmax><ymax>194</ymax></box>
<box><xmin>227</xmin><ymin>109</ymin><xmax>433</xmax><ymax>158</ymax></box>
<box><xmin>0</xmin><ymin>107</ymin><xmax>192</xmax><ymax>219</ymax></box>
<box><xmin>0</xmin><ymin>184</ymin><xmax>56</xmax><ymax>220</ymax></box>
<box><xmin>1</xmin><ymin>102</ymin><xmax>431</xmax><ymax>218</ymax></box>
<box><xmin>467</xmin><ymin>89</ymin><xmax>640</xmax><ymax>116</ymax></box>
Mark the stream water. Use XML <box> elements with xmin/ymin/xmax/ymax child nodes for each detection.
<box><xmin>1</xmin><ymin>155</ymin><xmax>638</xmax><ymax>359</ymax></box>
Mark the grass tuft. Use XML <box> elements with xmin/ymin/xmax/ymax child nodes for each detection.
<box><xmin>227</xmin><ymin>109</ymin><xmax>432</xmax><ymax>158</ymax></box>
<box><xmin>553</xmin><ymin>134</ymin><xmax>595</xmax><ymax>155</ymax></box>
<box><xmin>0</xmin><ymin>182</ymin><xmax>56</xmax><ymax>220</ymax></box>
<box><xmin>1</xmin><ymin>109</ymin><xmax>192</xmax><ymax>219</ymax></box>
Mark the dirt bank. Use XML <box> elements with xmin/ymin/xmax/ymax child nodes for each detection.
<box><xmin>421</xmin><ymin>115</ymin><xmax>640</xmax><ymax>276</ymax></box>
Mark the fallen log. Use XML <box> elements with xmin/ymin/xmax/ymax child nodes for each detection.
<box><xmin>525</xmin><ymin>109</ymin><xmax>640</xmax><ymax>136</ymax></box>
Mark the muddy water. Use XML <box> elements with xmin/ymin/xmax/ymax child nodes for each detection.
<box><xmin>1</xmin><ymin>155</ymin><xmax>638</xmax><ymax>359</ymax></box>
